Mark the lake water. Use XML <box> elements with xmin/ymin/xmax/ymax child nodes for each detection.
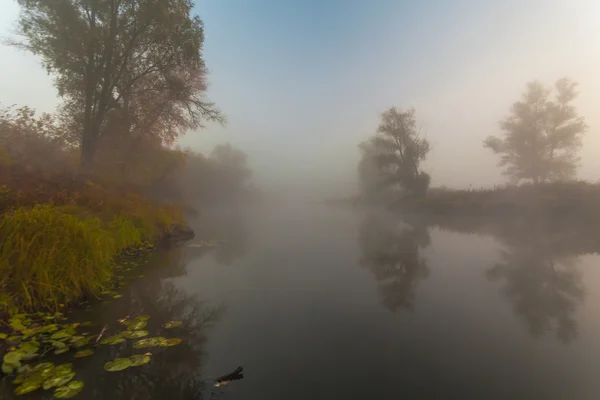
<box><xmin>3</xmin><ymin>202</ymin><xmax>600</xmax><ymax>399</ymax></box>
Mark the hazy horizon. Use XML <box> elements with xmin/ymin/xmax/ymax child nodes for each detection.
<box><xmin>1</xmin><ymin>0</ymin><xmax>599</xmax><ymax>197</ymax></box>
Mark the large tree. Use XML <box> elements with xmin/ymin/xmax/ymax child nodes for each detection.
<box><xmin>358</xmin><ymin>107</ymin><xmax>430</xmax><ymax>199</ymax></box>
<box><xmin>14</xmin><ymin>0</ymin><xmax>223</xmax><ymax>169</ymax></box>
<box><xmin>484</xmin><ymin>78</ymin><xmax>587</xmax><ymax>184</ymax></box>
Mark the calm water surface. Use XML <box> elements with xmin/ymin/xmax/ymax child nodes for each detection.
<box><xmin>4</xmin><ymin>202</ymin><xmax>600</xmax><ymax>399</ymax></box>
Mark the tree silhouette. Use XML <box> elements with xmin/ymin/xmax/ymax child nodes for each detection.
<box><xmin>484</xmin><ymin>78</ymin><xmax>587</xmax><ymax>184</ymax></box>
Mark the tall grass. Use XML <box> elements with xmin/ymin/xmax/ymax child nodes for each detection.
<box><xmin>0</xmin><ymin>204</ymin><xmax>152</xmax><ymax>312</ymax></box>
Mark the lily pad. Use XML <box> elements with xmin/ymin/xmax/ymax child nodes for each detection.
<box><xmin>104</xmin><ymin>358</ymin><xmax>132</xmax><ymax>372</ymax></box>
<box><xmin>19</xmin><ymin>340</ymin><xmax>40</xmax><ymax>354</ymax></box>
<box><xmin>73</xmin><ymin>349</ymin><xmax>94</xmax><ymax>358</ymax></box>
<box><xmin>120</xmin><ymin>330</ymin><xmax>149</xmax><ymax>339</ymax></box>
<box><xmin>160</xmin><ymin>338</ymin><xmax>182</xmax><ymax>347</ymax></box>
<box><xmin>51</xmin><ymin>328</ymin><xmax>76</xmax><ymax>340</ymax></box>
<box><xmin>53</xmin><ymin>380</ymin><xmax>84</xmax><ymax>398</ymax></box>
<box><xmin>99</xmin><ymin>335</ymin><xmax>125</xmax><ymax>345</ymax></box>
<box><xmin>112</xmin><ymin>294</ymin><xmax>122</xmax><ymax>299</ymax></box>
<box><xmin>129</xmin><ymin>354</ymin><xmax>151</xmax><ymax>367</ymax></box>
<box><xmin>124</xmin><ymin>320</ymin><xmax>147</xmax><ymax>331</ymax></box>
<box><xmin>2</xmin><ymin>362</ymin><xmax>14</xmax><ymax>375</ymax></box>
<box><xmin>4</xmin><ymin>352</ymin><xmax>22</xmax><ymax>366</ymax></box>
<box><xmin>162</xmin><ymin>321</ymin><xmax>182</xmax><ymax>329</ymax></box>
<box><xmin>54</xmin><ymin>348</ymin><xmax>70</xmax><ymax>355</ymax></box>
<box><xmin>132</xmin><ymin>337</ymin><xmax>167</xmax><ymax>349</ymax></box>
<box><xmin>55</xmin><ymin>364</ymin><xmax>73</xmax><ymax>375</ymax></box>
<box><xmin>136</xmin><ymin>315</ymin><xmax>151</xmax><ymax>321</ymax></box>
<box><xmin>32</xmin><ymin>362</ymin><xmax>55</xmax><ymax>379</ymax></box>
<box><xmin>70</xmin><ymin>336</ymin><xmax>89</xmax><ymax>348</ymax></box>
<box><xmin>42</xmin><ymin>372</ymin><xmax>75</xmax><ymax>390</ymax></box>
<box><xmin>0</xmin><ymin>333</ymin><xmax>8</xmax><ymax>339</ymax></box>
<box><xmin>14</xmin><ymin>376</ymin><xmax>44</xmax><ymax>395</ymax></box>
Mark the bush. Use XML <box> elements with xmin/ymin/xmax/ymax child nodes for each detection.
<box><xmin>0</xmin><ymin>204</ymin><xmax>149</xmax><ymax>312</ymax></box>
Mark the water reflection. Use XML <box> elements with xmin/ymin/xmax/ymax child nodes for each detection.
<box><xmin>484</xmin><ymin>223</ymin><xmax>585</xmax><ymax>343</ymax></box>
<box><xmin>358</xmin><ymin>213</ymin><xmax>430</xmax><ymax>312</ymax></box>
<box><xmin>190</xmin><ymin>211</ymin><xmax>249</xmax><ymax>266</ymax></box>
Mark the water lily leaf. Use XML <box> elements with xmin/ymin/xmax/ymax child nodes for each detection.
<box><xmin>132</xmin><ymin>337</ymin><xmax>166</xmax><ymax>349</ymax></box>
<box><xmin>9</xmin><ymin>318</ymin><xmax>26</xmax><ymax>332</ymax></box>
<box><xmin>52</xmin><ymin>340</ymin><xmax>68</xmax><ymax>349</ymax></box>
<box><xmin>53</xmin><ymin>380</ymin><xmax>84</xmax><ymax>398</ymax></box>
<box><xmin>70</xmin><ymin>336</ymin><xmax>89</xmax><ymax>348</ymax></box>
<box><xmin>4</xmin><ymin>351</ymin><xmax>22</xmax><ymax>366</ymax></box>
<box><xmin>112</xmin><ymin>294</ymin><xmax>122</xmax><ymax>299</ymax></box>
<box><xmin>99</xmin><ymin>335</ymin><xmax>125</xmax><ymax>345</ymax></box>
<box><xmin>160</xmin><ymin>338</ymin><xmax>182</xmax><ymax>347</ymax></box>
<box><xmin>51</xmin><ymin>328</ymin><xmax>76</xmax><ymax>340</ymax></box>
<box><xmin>120</xmin><ymin>330</ymin><xmax>149</xmax><ymax>339</ymax></box>
<box><xmin>32</xmin><ymin>362</ymin><xmax>55</xmax><ymax>379</ymax></box>
<box><xmin>2</xmin><ymin>362</ymin><xmax>14</xmax><ymax>375</ymax></box>
<box><xmin>55</xmin><ymin>364</ymin><xmax>73</xmax><ymax>375</ymax></box>
<box><xmin>0</xmin><ymin>333</ymin><xmax>7</xmax><ymax>339</ymax></box>
<box><xmin>12</xmin><ymin>366</ymin><xmax>32</xmax><ymax>384</ymax></box>
<box><xmin>73</xmin><ymin>349</ymin><xmax>94</xmax><ymax>358</ymax></box>
<box><xmin>20</xmin><ymin>352</ymin><xmax>40</xmax><ymax>361</ymax></box>
<box><xmin>54</xmin><ymin>348</ymin><xmax>69</xmax><ymax>355</ymax></box>
<box><xmin>104</xmin><ymin>358</ymin><xmax>132</xmax><ymax>372</ymax></box>
<box><xmin>14</xmin><ymin>375</ymin><xmax>44</xmax><ymax>395</ymax></box>
<box><xmin>19</xmin><ymin>340</ymin><xmax>40</xmax><ymax>354</ymax></box>
<box><xmin>129</xmin><ymin>354</ymin><xmax>151</xmax><ymax>367</ymax></box>
<box><xmin>162</xmin><ymin>321</ymin><xmax>182</xmax><ymax>329</ymax></box>
<box><xmin>7</xmin><ymin>335</ymin><xmax>22</xmax><ymax>342</ymax></box>
<box><xmin>136</xmin><ymin>315</ymin><xmax>151</xmax><ymax>321</ymax></box>
<box><xmin>43</xmin><ymin>372</ymin><xmax>75</xmax><ymax>390</ymax></box>
<box><xmin>124</xmin><ymin>320</ymin><xmax>147</xmax><ymax>331</ymax></box>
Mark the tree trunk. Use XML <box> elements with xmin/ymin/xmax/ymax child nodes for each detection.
<box><xmin>80</xmin><ymin>128</ymin><xmax>97</xmax><ymax>172</ymax></box>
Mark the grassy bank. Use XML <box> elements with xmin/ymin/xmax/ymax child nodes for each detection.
<box><xmin>392</xmin><ymin>181</ymin><xmax>600</xmax><ymax>220</ymax></box>
<box><xmin>0</xmin><ymin>179</ymin><xmax>188</xmax><ymax>315</ymax></box>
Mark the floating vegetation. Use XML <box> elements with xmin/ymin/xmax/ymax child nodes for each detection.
<box><xmin>104</xmin><ymin>358</ymin><xmax>132</xmax><ymax>372</ymax></box>
<box><xmin>53</xmin><ymin>380</ymin><xmax>84</xmax><ymax>398</ymax></box>
<box><xmin>129</xmin><ymin>353</ymin><xmax>151</xmax><ymax>367</ymax></box>
<box><xmin>98</xmin><ymin>335</ymin><xmax>125</xmax><ymax>345</ymax></box>
<box><xmin>73</xmin><ymin>349</ymin><xmax>94</xmax><ymax>358</ymax></box>
<box><xmin>120</xmin><ymin>330</ymin><xmax>149</xmax><ymax>339</ymax></box>
<box><xmin>132</xmin><ymin>336</ymin><xmax>182</xmax><ymax>349</ymax></box>
<box><xmin>43</xmin><ymin>371</ymin><xmax>75</xmax><ymax>390</ymax></box>
<box><xmin>162</xmin><ymin>320</ymin><xmax>182</xmax><ymax>329</ymax></box>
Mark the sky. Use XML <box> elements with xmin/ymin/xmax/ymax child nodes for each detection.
<box><xmin>1</xmin><ymin>0</ymin><xmax>599</xmax><ymax>195</ymax></box>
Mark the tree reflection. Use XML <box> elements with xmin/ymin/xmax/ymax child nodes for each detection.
<box><xmin>486</xmin><ymin>233</ymin><xmax>585</xmax><ymax>343</ymax></box>
<box><xmin>358</xmin><ymin>213</ymin><xmax>431</xmax><ymax>312</ymax></box>
<box><xmin>76</xmin><ymin>246</ymin><xmax>224</xmax><ymax>400</ymax></box>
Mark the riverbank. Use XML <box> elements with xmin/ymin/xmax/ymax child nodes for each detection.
<box><xmin>0</xmin><ymin>172</ymin><xmax>193</xmax><ymax>316</ymax></box>
<box><xmin>392</xmin><ymin>181</ymin><xmax>600</xmax><ymax>219</ymax></box>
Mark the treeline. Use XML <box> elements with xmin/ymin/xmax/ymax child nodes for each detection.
<box><xmin>357</xmin><ymin>78</ymin><xmax>590</xmax><ymax>213</ymax></box>
<box><xmin>0</xmin><ymin>0</ymin><xmax>255</xmax><ymax>313</ymax></box>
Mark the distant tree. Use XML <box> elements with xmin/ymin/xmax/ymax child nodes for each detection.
<box><xmin>484</xmin><ymin>78</ymin><xmax>587</xmax><ymax>184</ymax></box>
<box><xmin>359</xmin><ymin>107</ymin><xmax>430</xmax><ymax>199</ymax></box>
<box><xmin>13</xmin><ymin>0</ymin><xmax>224</xmax><ymax>170</ymax></box>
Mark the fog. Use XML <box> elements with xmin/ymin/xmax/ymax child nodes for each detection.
<box><xmin>1</xmin><ymin>0</ymin><xmax>599</xmax><ymax>199</ymax></box>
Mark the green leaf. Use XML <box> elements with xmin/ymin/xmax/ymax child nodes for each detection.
<box><xmin>0</xmin><ymin>333</ymin><xmax>8</xmax><ymax>339</ymax></box>
<box><xmin>14</xmin><ymin>376</ymin><xmax>43</xmax><ymax>395</ymax></box>
<box><xmin>3</xmin><ymin>352</ymin><xmax>22</xmax><ymax>366</ymax></box>
<box><xmin>120</xmin><ymin>330</ymin><xmax>149</xmax><ymax>339</ymax></box>
<box><xmin>129</xmin><ymin>354</ymin><xmax>151</xmax><ymax>367</ymax></box>
<box><xmin>73</xmin><ymin>349</ymin><xmax>94</xmax><ymax>358</ymax></box>
<box><xmin>132</xmin><ymin>337</ymin><xmax>167</xmax><ymax>349</ymax></box>
<box><xmin>42</xmin><ymin>372</ymin><xmax>75</xmax><ymax>390</ymax></box>
<box><xmin>53</xmin><ymin>380</ymin><xmax>84</xmax><ymax>398</ymax></box>
<box><xmin>104</xmin><ymin>358</ymin><xmax>132</xmax><ymax>372</ymax></box>
<box><xmin>124</xmin><ymin>320</ymin><xmax>147</xmax><ymax>331</ymax></box>
<box><xmin>70</xmin><ymin>336</ymin><xmax>89</xmax><ymax>348</ymax></box>
<box><xmin>99</xmin><ymin>335</ymin><xmax>125</xmax><ymax>345</ymax></box>
<box><xmin>160</xmin><ymin>338</ymin><xmax>182</xmax><ymax>347</ymax></box>
<box><xmin>9</xmin><ymin>318</ymin><xmax>26</xmax><ymax>332</ymax></box>
<box><xmin>31</xmin><ymin>362</ymin><xmax>55</xmax><ymax>379</ymax></box>
<box><xmin>19</xmin><ymin>340</ymin><xmax>40</xmax><ymax>354</ymax></box>
<box><xmin>2</xmin><ymin>362</ymin><xmax>14</xmax><ymax>375</ymax></box>
<box><xmin>51</xmin><ymin>328</ymin><xmax>76</xmax><ymax>340</ymax></box>
<box><xmin>112</xmin><ymin>294</ymin><xmax>122</xmax><ymax>299</ymax></box>
<box><xmin>162</xmin><ymin>321</ymin><xmax>182</xmax><ymax>329</ymax></box>
<box><xmin>54</xmin><ymin>348</ymin><xmax>69</xmax><ymax>355</ymax></box>
<box><xmin>55</xmin><ymin>364</ymin><xmax>73</xmax><ymax>375</ymax></box>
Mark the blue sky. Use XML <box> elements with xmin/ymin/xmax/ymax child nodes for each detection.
<box><xmin>1</xmin><ymin>0</ymin><xmax>599</xmax><ymax>194</ymax></box>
